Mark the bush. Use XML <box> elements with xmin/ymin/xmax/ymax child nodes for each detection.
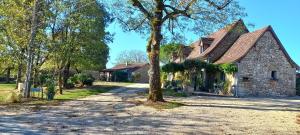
<box><xmin>70</xmin><ymin>73</ymin><xmax>95</xmax><ymax>87</ymax></box>
<box><xmin>132</xmin><ymin>73</ymin><xmax>142</xmax><ymax>82</ymax></box>
<box><xmin>5</xmin><ymin>91</ymin><xmax>22</xmax><ymax>103</ymax></box>
<box><xmin>46</xmin><ymin>79</ymin><xmax>56</xmax><ymax>100</ymax></box>
<box><xmin>296</xmin><ymin>78</ymin><xmax>300</xmax><ymax>95</ymax></box>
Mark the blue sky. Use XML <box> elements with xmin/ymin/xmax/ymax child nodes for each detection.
<box><xmin>106</xmin><ymin>0</ymin><xmax>299</xmax><ymax>68</ymax></box>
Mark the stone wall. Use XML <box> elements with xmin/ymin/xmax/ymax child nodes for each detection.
<box><xmin>236</xmin><ymin>31</ymin><xmax>296</xmax><ymax>97</ymax></box>
<box><xmin>132</xmin><ymin>65</ymin><xmax>150</xmax><ymax>83</ymax></box>
<box><xmin>209</xmin><ymin>22</ymin><xmax>248</xmax><ymax>62</ymax></box>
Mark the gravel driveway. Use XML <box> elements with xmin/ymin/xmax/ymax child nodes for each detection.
<box><xmin>0</xmin><ymin>83</ymin><xmax>299</xmax><ymax>135</ymax></box>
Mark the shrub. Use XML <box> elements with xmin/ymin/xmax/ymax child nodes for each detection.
<box><xmin>132</xmin><ymin>73</ymin><xmax>142</xmax><ymax>82</ymax></box>
<box><xmin>222</xmin><ymin>80</ymin><xmax>231</xmax><ymax>95</ymax></box>
<box><xmin>72</xmin><ymin>73</ymin><xmax>95</xmax><ymax>87</ymax></box>
<box><xmin>46</xmin><ymin>79</ymin><xmax>56</xmax><ymax>100</ymax></box>
<box><xmin>5</xmin><ymin>91</ymin><xmax>22</xmax><ymax>103</ymax></box>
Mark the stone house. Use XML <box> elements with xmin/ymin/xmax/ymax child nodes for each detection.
<box><xmin>174</xmin><ymin>20</ymin><xmax>299</xmax><ymax>97</ymax></box>
<box><xmin>101</xmin><ymin>63</ymin><xmax>149</xmax><ymax>83</ymax></box>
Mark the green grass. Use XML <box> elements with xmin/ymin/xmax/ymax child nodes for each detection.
<box><xmin>0</xmin><ymin>81</ymin><xmax>133</xmax><ymax>104</ymax></box>
<box><xmin>0</xmin><ymin>83</ymin><xmax>15</xmax><ymax>91</ymax></box>
<box><xmin>55</xmin><ymin>88</ymin><xmax>109</xmax><ymax>100</ymax></box>
<box><xmin>0</xmin><ymin>83</ymin><xmax>16</xmax><ymax>102</ymax></box>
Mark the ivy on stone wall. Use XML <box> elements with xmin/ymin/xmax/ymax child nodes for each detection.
<box><xmin>162</xmin><ymin>60</ymin><xmax>238</xmax><ymax>75</ymax></box>
<box><xmin>219</xmin><ymin>63</ymin><xmax>238</xmax><ymax>74</ymax></box>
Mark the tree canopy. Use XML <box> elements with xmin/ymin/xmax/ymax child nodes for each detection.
<box><xmin>107</xmin><ymin>0</ymin><xmax>246</xmax><ymax>102</ymax></box>
<box><xmin>0</xmin><ymin>0</ymin><xmax>112</xmax><ymax>96</ymax></box>
<box><xmin>114</xmin><ymin>50</ymin><xmax>148</xmax><ymax>64</ymax></box>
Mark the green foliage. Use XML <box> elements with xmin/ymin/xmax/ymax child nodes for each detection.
<box><xmin>132</xmin><ymin>73</ymin><xmax>142</xmax><ymax>82</ymax></box>
<box><xmin>161</xmin><ymin>62</ymin><xmax>184</xmax><ymax>73</ymax></box>
<box><xmin>160</xmin><ymin>71</ymin><xmax>168</xmax><ymax>84</ymax></box>
<box><xmin>223</xmin><ymin>80</ymin><xmax>231</xmax><ymax>95</ymax></box>
<box><xmin>55</xmin><ymin>88</ymin><xmax>109</xmax><ymax>100</ymax></box>
<box><xmin>162</xmin><ymin>59</ymin><xmax>220</xmax><ymax>74</ymax></box>
<box><xmin>73</xmin><ymin>73</ymin><xmax>95</xmax><ymax>87</ymax></box>
<box><xmin>163</xmin><ymin>89</ymin><xmax>188</xmax><ymax>97</ymax></box>
<box><xmin>5</xmin><ymin>91</ymin><xmax>22</xmax><ymax>103</ymax></box>
<box><xmin>182</xmin><ymin>59</ymin><xmax>207</xmax><ymax>71</ymax></box>
<box><xmin>206</xmin><ymin>64</ymin><xmax>220</xmax><ymax>74</ymax></box>
<box><xmin>46</xmin><ymin>79</ymin><xmax>56</xmax><ymax>100</ymax></box>
<box><xmin>160</xmin><ymin>43</ymin><xmax>181</xmax><ymax>64</ymax></box>
<box><xmin>296</xmin><ymin>78</ymin><xmax>300</xmax><ymax>95</ymax></box>
<box><xmin>219</xmin><ymin>63</ymin><xmax>238</xmax><ymax>74</ymax></box>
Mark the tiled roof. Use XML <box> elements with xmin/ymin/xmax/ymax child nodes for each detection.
<box><xmin>102</xmin><ymin>63</ymin><xmax>148</xmax><ymax>72</ymax></box>
<box><xmin>214</xmin><ymin>26</ymin><xmax>269</xmax><ymax>64</ymax></box>
<box><xmin>198</xmin><ymin>20</ymin><xmax>244</xmax><ymax>58</ymax></box>
<box><xmin>174</xmin><ymin>45</ymin><xmax>193</xmax><ymax>63</ymax></box>
<box><xmin>186</xmin><ymin>20</ymin><xmax>243</xmax><ymax>60</ymax></box>
<box><xmin>214</xmin><ymin>26</ymin><xmax>299</xmax><ymax>69</ymax></box>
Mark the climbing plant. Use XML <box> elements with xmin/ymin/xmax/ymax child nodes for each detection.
<box><xmin>219</xmin><ymin>63</ymin><xmax>238</xmax><ymax>74</ymax></box>
<box><xmin>161</xmin><ymin>62</ymin><xmax>184</xmax><ymax>73</ymax></box>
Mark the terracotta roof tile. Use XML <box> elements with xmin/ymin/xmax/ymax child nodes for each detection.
<box><xmin>214</xmin><ymin>27</ymin><xmax>268</xmax><ymax>64</ymax></box>
<box><xmin>186</xmin><ymin>20</ymin><xmax>243</xmax><ymax>60</ymax></box>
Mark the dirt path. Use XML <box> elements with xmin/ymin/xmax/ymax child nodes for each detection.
<box><xmin>0</xmin><ymin>84</ymin><xmax>299</xmax><ymax>135</ymax></box>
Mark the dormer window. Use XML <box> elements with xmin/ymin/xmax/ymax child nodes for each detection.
<box><xmin>200</xmin><ymin>46</ymin><xmax>204</xmax><ymax>53</ymax></box>
<box><xmin>199</xmin><ymin>37</ymin><xmax>214</xmax><ymax>54</ymax></box>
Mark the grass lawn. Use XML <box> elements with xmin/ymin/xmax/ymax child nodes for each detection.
<box><xmin>0</xmin><ymin>81</ymin><xmax>133</xmax><ymax>104</ymax></box>
<box><xmin>0</xmin><ymin>83</ymin><xmax>16</xmax><ymax>102</ymax></box>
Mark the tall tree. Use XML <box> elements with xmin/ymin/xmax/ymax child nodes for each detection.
<box><xmin>0</xmin><ymin>1</ymin><xmax>32</xmax><ymax>87</ymax></box>
<box><xmin>24</xmin><ymin>0</ymin><xmax>41</xmax><ymax>98</ymax></box>
<box><xmin>109</xmin><ymin>0</ymin><xmax>245</xmax><ymax>102</ymax></box>
<box><xmin>115</xmin><ymin>50</ymin><xmax>148</xmax><ymax>64</ymax></box>
<box><xmin>42</xmin><ymin>0</ymin><xmax>112</xmax><ymax>93</ymax></box>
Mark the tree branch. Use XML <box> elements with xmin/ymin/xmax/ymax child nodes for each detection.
<box><xmin>204</xmin><ymin>0</ymin><xmax>232</xmax><ymax>10</ymax></box>
<box><xmin>162</xmin><ymin>0</ymin><xmax>196</xmax><ymax>23</ymax></box>
<box><xmin>130</xmin><ymin>0</ymin><xmax>153</xmax><ymax>20</ymax></box>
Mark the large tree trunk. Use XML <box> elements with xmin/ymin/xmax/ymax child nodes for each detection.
<box><xmin>6</xmin><ymin>68</ymin><xmax>11</xmax><ymax>84</ymax></box>
<box><xmin>58</xmin><ymin>69</ymin><xmax>63</xmax><ymax>94</ymax></box>
<box><xmin>147</xmin><ymin>1</ymin><xmax>164</xmax><ymax>102</ymax></box>
<box><xmin>24</xmin><ymin>0</ymin><xmax>40</xmax><ymax>98</ymax></box>
<box><xmin>63</xmin><ymin>62</ymin><xmax>70</xmax><ymax>89</ymax></box>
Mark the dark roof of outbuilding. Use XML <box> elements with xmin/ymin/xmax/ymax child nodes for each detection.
<box><xmin>102</xmin><ymin>63</ymin><xmax>149</xmax><ymax>72</ymax></box>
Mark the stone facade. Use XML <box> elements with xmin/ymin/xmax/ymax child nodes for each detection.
<box><xmin>236</xmin><ymin>31</ymin><xmax>296</xmax><ymax>97</ymax></box>
<box><xmin>131</xmin><ymin>64</ymin><xmax>150</xmax><ymax>83</ymax></box>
